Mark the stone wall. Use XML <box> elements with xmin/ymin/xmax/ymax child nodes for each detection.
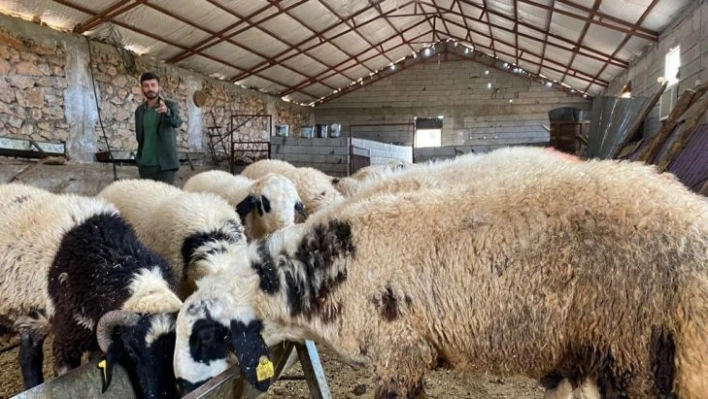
<box><xmin>0</xmin><ymin>29</ymin><xmax>68</xmax><ymax>144</ymax></box>
<box><xmin>0</xmin><ymin>14</ymin><xmax>313</xmax><ymax>163</ymax></box>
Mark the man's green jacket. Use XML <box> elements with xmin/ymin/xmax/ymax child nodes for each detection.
<box><xmin>134</xmin><ymin>99</ymin><xmax>183</xmax><ymax>170</ymax></box>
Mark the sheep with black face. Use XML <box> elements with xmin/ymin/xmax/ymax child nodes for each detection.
<box><xmin>172</xmin><ymin>148</ymin><xmax>708</xmax><ymax>398</ymax></box>
<box><xmin>241</xmin><ymin>159</ymin><xmax>343</xmax><ymax>217</ymax></box>
<box><xmin>0</xmin><ymin>183</ymin><xmax>182</xmax><ymax>398</ymax></box>
<box><xmin>183</xmin><ymin>170</ymin><xmax>306</xmax><ymax>240</ymax></box>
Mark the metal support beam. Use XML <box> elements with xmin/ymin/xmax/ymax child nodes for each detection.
<box><xmin>583</xmin><ymin>0</ymin><xmax>661</xmax><ymax>93</ymax></box>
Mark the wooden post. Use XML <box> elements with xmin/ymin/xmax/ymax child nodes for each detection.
<box><xmin>295</xmin><ymin>340</ymin><xmax>332</xmax><ymax>399</ymax></box>
<box><xmin>636</xmin><ymin>88</ymin><xmax>698</xmax><ymax>163</ymax></box>
<box><xmin>657</xmin><ymin>98</ymin><xmax>708</xmax><ymax>172</ymax></box>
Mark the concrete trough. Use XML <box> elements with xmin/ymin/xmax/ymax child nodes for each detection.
<box><xmin>0</xmin><ymin>137</ymin><xmax>66</xmax><ymax>159</ymax></box>
<box><xmin>11</xmin><ymin>360</ymin><xmax>137</xmax><ymax>399</ymax></box>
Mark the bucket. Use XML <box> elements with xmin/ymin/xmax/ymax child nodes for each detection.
<box><xmin>275</xmin><ymin>124</ymin><xmax>289</xmax><ymax>137</ymax></box>
<box><xmin>300</xmin><ymin>126</ymin><xmax>314</xmax><ymax>138</ymax></box>
<box><xmin>315</xmin><ymin>124</ymin><xmax>329</xmax><ymax>138</ymax></box>
<box><xmin>329</xmin><ymin>123</ymin><xmax>341</xmax><ymax>138</ymax></box>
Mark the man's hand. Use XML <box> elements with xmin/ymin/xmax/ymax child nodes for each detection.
<box><xmin>156</xmin><ymin>99</ymin><xmax>168</xmax><ymax>115</ymax></box>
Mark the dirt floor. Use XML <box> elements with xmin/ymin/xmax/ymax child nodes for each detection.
<box><xmin>1</xmin><ymin>333</ymin><xmax>543</xmax><ymax>399</ymax></box>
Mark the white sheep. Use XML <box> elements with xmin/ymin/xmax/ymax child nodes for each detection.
<box><xmin>0</xmin><ymin>183</ymin><xmax>182</xmax><ymax>397</ymax></box>
<box><xmin>98</xmin><ymin>179</ymin><xmax>248</xmax><ymax>299</ymax></box>
<box><xmin>332</xmin><ymin>159</ymin><xmax>415</xmax><ymax>197</ymax></box>
<box><xmin>172</xmin><ymin>147</ymin><xmax>708</xmax><ymax>399</ymax></box>
<box><xmin>241</xmin><ymin>159</ymin><xmax>343</xmax><ymax>216</ymax></box>
<box><xmin>240</xmin><ymin>158</ymin><xmax>297</xmax><ymax>179</ymax></box>
<box><xmin>182</xmin><ymin>170</ymin><xmax>306</xmax><ymax>240</ymax></box>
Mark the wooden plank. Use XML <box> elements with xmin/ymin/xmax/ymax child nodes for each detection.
<box><xmin>636</xmin><ymin>87</ymin><xmax>696</xmax><ymax>163</ymax></box>
<box><xmin>657</xmin><ymin>98</ymin><xmax>708</xmax><ymax>172</ymax></box>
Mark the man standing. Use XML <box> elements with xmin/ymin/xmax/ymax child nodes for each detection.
<box><xmin>134</xmin><ymin>71</ymin><xmax>182</xmax><ymax>185</ymax></box>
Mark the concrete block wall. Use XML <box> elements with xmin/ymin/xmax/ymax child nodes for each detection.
<box><xmin>350</xmin><ymin>124</ymin><xmax>414</xmax><ymax>146</ymax></box>
<box><xmin>351</xmin><ymin>138</ymin><xmax>412</xmax><ymax>165</ymax></box>
<box><xmin>269</xmin><ymin>136</ymin><xmax>348</xmax><ymax>177</ymax></box>
<box><xmin>315</xmin><ymin>55</ymin><xmax>591</xmax><ymax>147</ymax></box>
<box><xmin>604</xmin><ymin>2</ymin><xmax>706</xmax><ymax>136</ymax></box>
<box><xmin>413</xmin><ymin>142</ymin><xmax>546</xmax><ymax>164</ymax></box>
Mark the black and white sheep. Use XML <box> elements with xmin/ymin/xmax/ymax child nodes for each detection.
<box><xmin>172</xmin><ymin>147</ymin><xmax>708</xmax><ymax>398</ymax></box>
<box><xmin>0</xmin><ymin>183</ymin><xmax>182</xmax><ymax>398</ymax></box>
<box><xmin>182</xmin><ymin>170</ymin><xmax>306</xmax><ymax>240</ymax></box>
<box><xmin>97</xmin><ymin>178</ymin><xmax>249</xmax><ymax>299</ymax></box>
<box><xmin>240</xmin><ymin>159</ymin><xmax>343</xmax><ymax>216</ymax></box>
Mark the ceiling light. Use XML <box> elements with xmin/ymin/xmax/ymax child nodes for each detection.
<box><xmin>485</xmin><ymin>70</ymin><xmax>489</xmax><ymax>75</ymax></box>
<box><xmin>545</xmin><ymin>81</ymin><xmax>553</xmax><ymax>87</ymax></box>
<box><xmin>487</xmin><ymin>82</ymin><xmax>492</xmax><ymax>89</ymax></box>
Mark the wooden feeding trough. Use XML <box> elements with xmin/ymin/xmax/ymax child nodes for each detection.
<box><xmin>10</xmin><ymin>341</ymin><xmax>331</xmax><ymax>399</ymax></box>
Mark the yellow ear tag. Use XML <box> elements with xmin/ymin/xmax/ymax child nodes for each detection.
<box><xmin>98</xmin><ymin>359</ymin><xmax>107</xmax><ymax>382</ymax></box>
<box><xmin>255</xmin><ymin>356</ymin><xmax>274</xmax><ymax>382</ymax></box>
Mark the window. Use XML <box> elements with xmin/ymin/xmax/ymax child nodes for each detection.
<box><xmin>414</xmin><ymin>129</ymin><xmax>442</xmax><ymax>148</ymax></box>
<box><xmin>665</xmin><ymin>46</ymin><xmax>681</xmax><ymax>87</ymax></box>
<box><xmin>414</xmin><ymin>117</ymin><xmax>443</xmax><ymax>148</ymax></box>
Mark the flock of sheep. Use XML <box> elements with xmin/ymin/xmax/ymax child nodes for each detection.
<box><xmin>2</xmin><ymin>145</ymin><xmax>708</xmax><ymax>399</ymax></box>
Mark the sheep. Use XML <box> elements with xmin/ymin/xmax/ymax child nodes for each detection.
<box><xmin>182</xmin><ymin>170</ymin><xmax>306</xmax><ymax>240</ymax></box>
<box><xmin>171</xmin><ymin>148</ymin><xmax>708</xmax><ymax>398</ymax></box>
<box><xmin>97</xmin><ymin>179</ymin><xmax>249</xmax><ymax>299</ymax></box>
<box><xmin>240</xmin><ymin>159</ymin><xmax>343</xmax><ymax>216</ymax></box>
<box><xmin>240</xmin><ymin>158</ymin><xmax>297</xmax><ymax>179</ymax></box>
<box><xmin>0</xmin><ymin>183</ymin><xmax>182</xmax><ymax>397</ymax></box>
<box><xmin>332</xmin><ymin>159</ymin><xmax>414</xmax><ymax>198</ymax></box>
<box><xmin>346</xmin><ymin>145</ymin><xmax>582</xmax><ymax>202</ymax></box>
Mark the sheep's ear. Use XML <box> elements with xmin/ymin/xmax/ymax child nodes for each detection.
<box><xmin>97</xmin><ymin>342</ymin><xmax>123</xmax><ymax>394</ymax></box>
<box><xmin>295</xmin><ymin>201</ymin><xmax>306</xmax><ymax>218</ymax></box>
<box><xmin>236</xmin><ymin>195</ymin><xmax>259</xmax><ymax>219</ymax></box>
<box><xmin>229</xmin><ymin>319</ymin><xmax>273</xmax><ymax>392</ymax></box>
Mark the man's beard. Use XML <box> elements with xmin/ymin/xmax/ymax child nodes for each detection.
<box><xmin>144</xmin><ymin>91</ymin><xmax>158</xmax><ymax>99</ymax></box>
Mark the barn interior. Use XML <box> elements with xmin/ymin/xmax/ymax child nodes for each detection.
<box><xmin>1</xmin><ymin>0</ymin><xmax>708</xmax><ymax>398</ymax></box>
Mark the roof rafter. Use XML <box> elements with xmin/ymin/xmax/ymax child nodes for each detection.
<box><xmin>537</xmin><ymin>2</ymin><xmax>553</xmax><ymax>76</ymax></box>
<box><xmin>452</xmin><ymin>0</ymin><xmax>629</xmax><ymax>67</ymax></box>
<box><xmin>280</xmin><ymin>21</ymin><xmax>433</xmax><ymax>97</ymax></box>
<box><xmin>583</xmin><ymin>0</ymin><xmax>661</xmax><ymax>92</ymax></box>
<box><xmin>428</xmin><ymin>4</ymin><xmax>609</xmax><ymax>86</ymax></box>
<box><xmin>559</xmin><ymin>0</ymin><xmax>601</xmax><ymax>84</ymax></box>
<box><xmin>437</xmin><ymin>19</ymin><xmax>608</xmax><ymax>86</ymax></box>
<box><xmin>231</xmin><ymin>1</ymin><xmax>419</xmax><ymax>84</ymax></box>
<box><xmin>52</xmin><ymin>0</ymin><xmax>309</xmax><ymax>95</ymax></box>
<box><xmin>264</xmin><ymin>0</ymin><xmax>372</xmax><ymax>78</ymax></box>
<box><xmin>316</xmin><ymin>0</ymin><xmax>395</xmax><ymax>66</ymax></box>
<box><xmin>73</xmin><ymin>0</ymin><xmax>137</xmax><ymax>33</ymax></box>
<box><xmin>551</xmin><ymin>0</ymin><xmax>659</xmax><ymax>40</ymax></box>
<box><xmin>368</xmin><ymin>0</ymin><xmax>418</xmax><ymax>55</ymax></box>
<box><xmin>166</xmin><ymin>1</ymin><xmax>299</xmax><ymax>64</ymax></box>
<box><xmin>144</xmin><ymin>1</ymin><xmax>339</xmax><ymax>94</ymax></box>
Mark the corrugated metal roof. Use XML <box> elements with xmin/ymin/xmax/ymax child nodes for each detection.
<box><xmin>0</xmin><ymin>0</ymin><xmax>693</xmax><ymax>106</ymax></box>
<box><xmin>666</xmin><ymin>124</ymin><xmax>708</xmax><ymax>192</ymax></box>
